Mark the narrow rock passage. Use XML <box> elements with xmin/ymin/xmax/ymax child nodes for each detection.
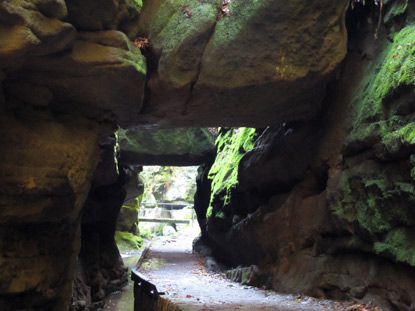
<box><xmin>139</xmin><ymin>227</ymin><xmax>348</xmax><ymax>311</ymax></box>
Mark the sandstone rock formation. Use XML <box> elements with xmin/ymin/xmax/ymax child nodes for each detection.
<box><xmin>0</xmin><ymin>0</ymin><xmax>146</xmax><ymax>310</ymax></box>
<box><xmin>195</xmin><ymin>2</ymin><xmax>415</xmax><ymax>309</ymax></box>
<box><xmin>118</xmin><ymin>128</ymin><xmax>215</xmax><ymax>166</ymax></box>
<box><xmin>2</xmin><ymin>0</ymin><xmax>414</xmax><ymax>310</ymax></box>
<box><xmin>0</xmin><ymin>114</ymin><xmax>99</xmax><ymax>310</ymax></box>
<box><xmin>136</xmin><ymin>0</ymin><xmax>348</xmax><ymax>127</ymax></box>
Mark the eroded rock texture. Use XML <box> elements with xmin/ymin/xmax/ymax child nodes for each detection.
<box><xmin>118</xmin><ymin>128</ymin><xmax>215</xmax><ymax>166</ymax></box>
<box><xmin>2</xmin><ymin>0</ymin><xmax>414</xmax><ymax>310</ymax></box>
<box><xmin>136</xmin><ymin>0</ymin><xmax>348</xmax><ymax>127</ymax></box>
<box><xmin>196</xmin><ymin>2</ymin><xmax>415</xmax><ymax>309</ymax></box>
<box><xmin>0</xmin><ymin>0</ymin><xmax>145</xmax><ymax>310</ymax></box>
<box><xmin>0</xmin><ymin>115</ymin><xmax>99</xmax><ymax>310</ymax></box>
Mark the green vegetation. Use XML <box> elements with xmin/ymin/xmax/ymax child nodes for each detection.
<box><xmin>141</xmin><ymin>166</ymin><xmax>198</xmax><ymax>203</ymax></box>
<box><xmin>333</xmin><ymin>25</ymin><xmax>415</xmax><ymax>266</ymax></box>
<box><xmin>207</xmin><ymin>128</ymin><xmax>257</xmax><ymax>218</ymax></box>
<box><xmin>374</xmin><ymin>227</ymin><xmax>415</xmax><ymax>266</ymax></box>
<box><xmin>115</xmin><ymin>231</ymin><xmax>143</xmax><ymax>250</ymax></box>
<box><xmin>117</xmin><ymin>128</ymin><xmax>215</xmax><ymax>157</ymax></box>
<box><xmin>348</xmin><ymin>25</ymin><xmax>415</xmax><ymax>147</ymax></box>
<box><xmin>384</xmin><ymin>0</ymin><xmax>408</xmax><ymax>23</ymax></box>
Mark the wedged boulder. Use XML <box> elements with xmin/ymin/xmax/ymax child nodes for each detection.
<box><xmin>66</xmin><ymin>0</ymin><xmax>142</xmax><ymax>39</ymax></box>
<box><xmin>136</xmin><ymin>0</ymin><xmax>219</xmax><ymax>125</ymax></box>
<box><xmin>5</xmin><ymin>30</ymin><xmax>146</xmax><ymax>126</ymax></box>
<box><xmin>136</xmin><ymin>0</ymin><xmax>348</xmax><ymax>127</ymax></box>
<box><xmin>118</xmin><ymin>128</ymin><xmax>215</xmax><ymax>166</ymax></box>
<box><xmin>0</xmin><ymin>0</ymin><xmax>75</xmax><ymax>68</ymax></box>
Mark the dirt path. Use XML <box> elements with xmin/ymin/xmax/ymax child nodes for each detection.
<box><xmin>138</xmin><ymin>227</ymin><xmax>350</xmax><ymax>311</ymax></box>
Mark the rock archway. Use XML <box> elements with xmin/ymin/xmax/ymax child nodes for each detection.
<box><xmin>1</xmin><ymin>0</ymin><xmax>415</xmax><ymax>310</ymax></box>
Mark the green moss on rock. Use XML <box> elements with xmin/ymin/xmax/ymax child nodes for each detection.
<box><xmin>333</xmin><ymin>161</ymin><xmax>414</xmax><ymax>235</ymax></box>
<box><xmin>117</xmin><ymin>128</ymin><xmax>215</xmax><ymax>165</ymax></box>
<box><xmin>374</xmin><ymin>227</ymin><xmax>415</xmax><ymax>266</ymax></box>
<box><xmin>115</xmin><ymin>231</ymin><xmax>143</xmax><ymax>250</ymax></box>
<box><xmin>348</xmin><ymin>25</ymin><xmax>415</xmax><ymax>150</ymax></box>
<box><xmin>333</xmin><ymin>25</ymin><xmax>415</xmax><ymax>268</ymax></box>
<box><xmin>207</xmin><ymin>128</ymin><xmax>256</xmax><ymax>218</ymax></box>
<box><xmin>384</xmin><ymin>0</ymin><xmax>408</xmax><ymax>24</ymax></box>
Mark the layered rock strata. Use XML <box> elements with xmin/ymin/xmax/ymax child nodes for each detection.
<box><xmin>0</xmin><ymin>0</ymin><xmax>146</xmax><ymax>310</ymax></box>
<box><xmin>196</xmin><ymin>3</ymin><xmax>415</xmax><ymax>309</ymax></box>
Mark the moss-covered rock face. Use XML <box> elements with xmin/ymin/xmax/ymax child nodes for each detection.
<box><xmin>118</xmin><ymin>128</ymin><xmax>215</xmax><ymax>166</ymax></box>
<box><xmin>330</xmin><ymin>23</ymin><xmax>415</xmax><ymax>267</ymax></box>
<box><xmin>346</xmin><ymin>25</ymin><xmax>415</xmax><ymax>157</ymax></box>
<box><xmin>117</xmin><ymin>204</ymin><xmax>140</xmax><ymax>234</ymax></box>
<box><xmin>207</xmin><ymin>128</ymin><xmax>257</xmax><ymax>218</ymax></box>
<box><xmin>136</xmin><ymin>0</ymin><xmax>348</xmax><ymax>127</ymax></box>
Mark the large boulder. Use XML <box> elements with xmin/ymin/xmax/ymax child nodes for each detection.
<box><xmin>0</xmin><ymin>0</ymin><xmax>75</xmax><ymax>68</ymax></box>
<box><xmin>118</xmin><ymin>128</ymin><xmax>216</xmax><ymax>166</ymax></box>
<box><xmin>136</xmin><ymin>0</ymin><xmax>348</xmax><ymax>127</ymax></box>
<box><xmin>1</xmin><ymin>0</ymin><xmax>146</xmax><ymax>127</ymax></box>
<box><xmin>5</xmin><ymin>30</ymin><xmax>146</xmax><ymax>127</ymax></box>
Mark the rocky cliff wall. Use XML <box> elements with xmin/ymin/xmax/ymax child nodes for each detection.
<box><xmin>0</xmin><ymin>0</ymin><xmax>146</xmax><ymax>310</ymax></box>
<box><xmin>197</xmin><ymin>2</ymin><xmax>415</xmax><ymax>310</ymax></box>
<box><xmin>1</xmin><ymin>0</ymin><xmax>409</xmax><ymax>310</ymax></box>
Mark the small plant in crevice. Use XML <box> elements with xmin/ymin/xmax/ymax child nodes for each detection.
<box><xmin>134</xmin><ymin>37</ymin><xmax>149</xmax><ymax>51</ymax></box>
<box><xmin>218</xmin><ymin>0</ymin><xmax>232</xmax><ymax>20</ymax></box>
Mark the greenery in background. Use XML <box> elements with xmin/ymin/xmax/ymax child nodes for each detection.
<box><xmin>137</xmin><ymin>166</ymin><xmax>198</xmax><ymax>238</ymax></box>
<box><xmin>115</xmin><ymin>231</ymin><xmax>143</xmax><ymax>250</ymax></box>
<box><xmin>141</xmin><ymin>166</ymin><xmax>198</xmax><ymax>203</ymax></box>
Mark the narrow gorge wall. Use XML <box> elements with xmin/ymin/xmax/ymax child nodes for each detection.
<box><xmin>1</xmin><ymin>0</ymin><xmax>414</xmax><ymax>310</ymax></box>
<box><xmin>0</xmin><ymin>0</ymin><xmax>146</xmax><ymax>309</ymax></box>
<box><xmin>196</xmin><ymin>2</ymin><xmax>415</xmax><ymax>309</ymax></box>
